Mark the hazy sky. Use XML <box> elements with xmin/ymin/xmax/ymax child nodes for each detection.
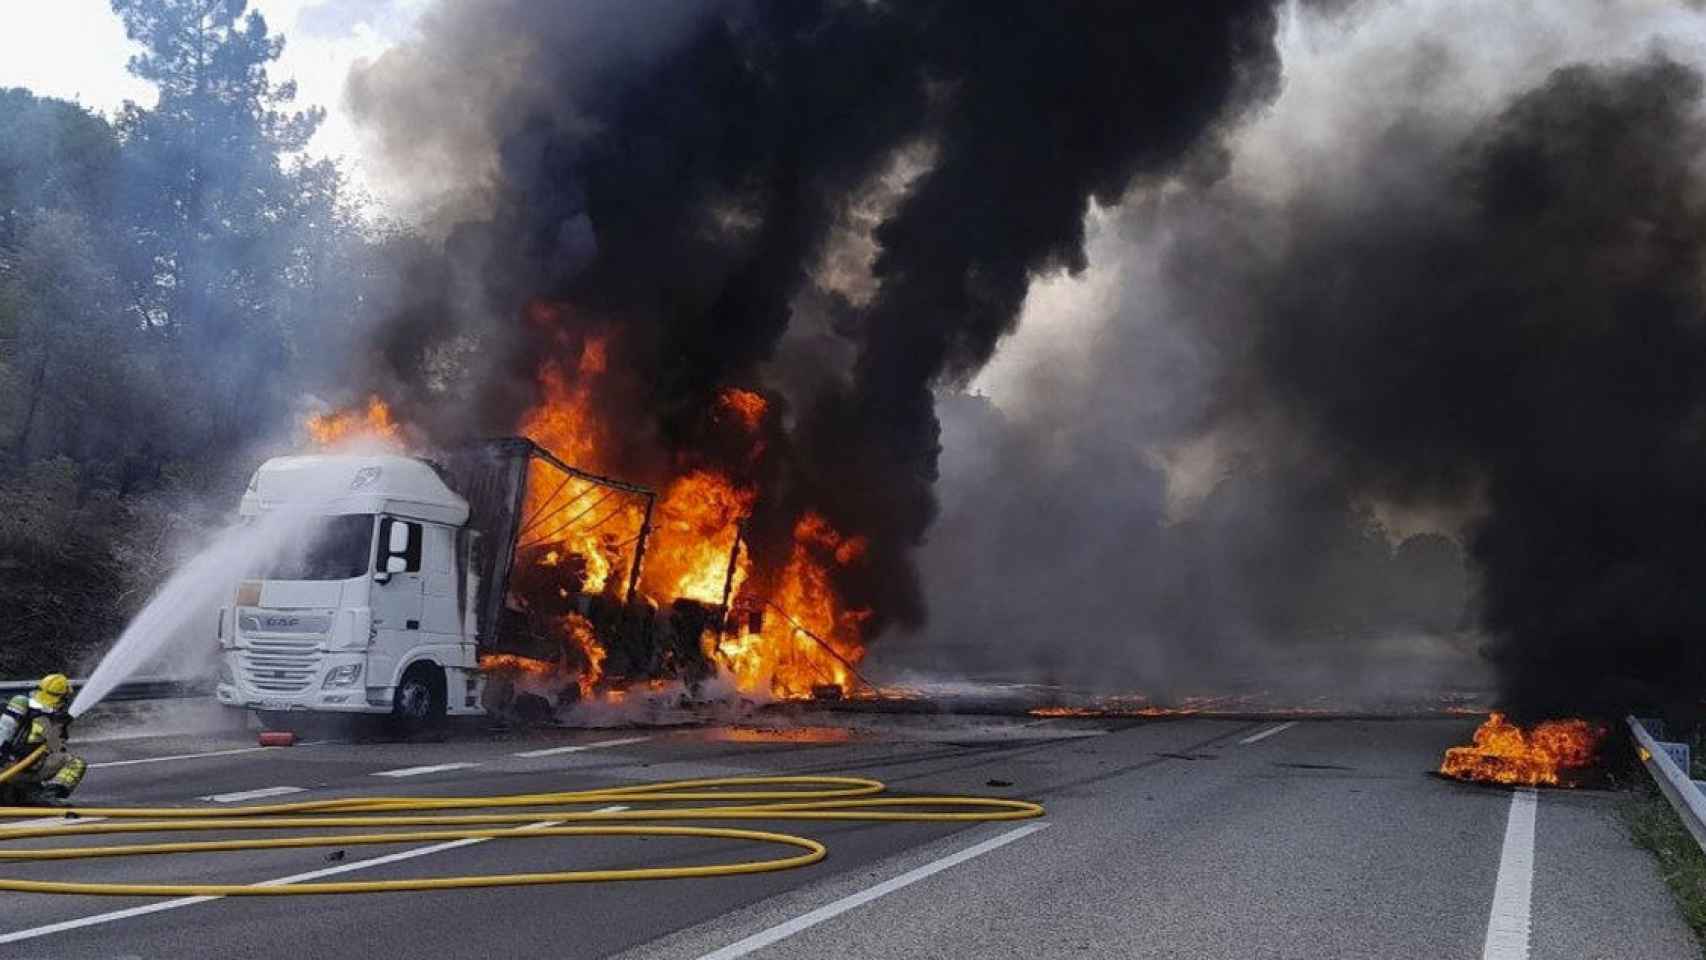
<box><xmin>0</xmin><ymin>0</ymin><xmax>429</xmax><ymax>205</ymax></box>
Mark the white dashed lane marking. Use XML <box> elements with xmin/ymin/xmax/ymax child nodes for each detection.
<box><xmin>87</xmin><ymin>741</ymin><xmax>328</xmax><ymax>769</ymax></box>
<box><xmin>1</xmin><ymin>815</ymin><xmax>108</xmax><ymax>830</ymax></box>
<box><xmin>198</xmin><ymin>786</ymin><xmax>306</xmax><ymax>803</ymax></box>
<box><xmin>693</xmin><ymin>823</ymin><xmax>1051</xmax><ymax>960</ymax></box>
<box><xmin>372</xmin><ymin>762</ymin><xmax>481</xmax><ymax>778</ymax></box>
<box><xmin>1239</xmin><ymin>722</ymin><xmax>1298</xmax><ymax>745</ymax></box>
<box><xmin>512</xmin><ymin>736</ymin><xmax>651</xmax><ymax>758</ymax></box>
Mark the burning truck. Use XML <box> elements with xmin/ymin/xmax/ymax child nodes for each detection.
<box><xmin>215</xmin><ymin>423</ymin><xmax>870</xmax><ymax>729</ymax></box>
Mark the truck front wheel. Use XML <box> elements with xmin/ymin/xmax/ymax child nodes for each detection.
<box><xmin>392</xmin><ymin>663</ymin><xmax>446</xmax><ymax>733</ymax></box>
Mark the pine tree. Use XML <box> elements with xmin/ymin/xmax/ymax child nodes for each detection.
<box><xmin>109</xmin><ymin>0</ymin><xmax>328</xmax><ymax>445</ymax></box>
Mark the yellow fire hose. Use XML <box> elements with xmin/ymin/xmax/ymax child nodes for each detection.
<box><xmin>0</xmin><ymin>745</ymin><xmax>47</xmax><ymax>787</ymax></box>
<box><xmin>0</xmin><ymin>774</ymin><xmax>1043</xmax><ymax>896</ymax></box>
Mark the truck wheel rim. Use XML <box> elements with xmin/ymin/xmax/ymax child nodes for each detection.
<box><xmin>399</xmin><ymin>682</ymin><xmax>429</xmax><ymax>719</ymax></box>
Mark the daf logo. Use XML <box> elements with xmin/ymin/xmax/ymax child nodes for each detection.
<box><xmin>264</xmin><ymin>616</ymin><xmax>301</xmax><ymax>629</ymax></box>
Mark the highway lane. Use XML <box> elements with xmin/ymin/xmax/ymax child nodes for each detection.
<box><xmin>0</xmin><ymin>714</ymin><xmax>1695</xmax><ymax>959</ymax></box>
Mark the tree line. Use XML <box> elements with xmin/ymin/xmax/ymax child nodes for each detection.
<box><xmin>0</xmin><ymin>0</ymin><xmax>393</xmax><ymax>675</ymax></box>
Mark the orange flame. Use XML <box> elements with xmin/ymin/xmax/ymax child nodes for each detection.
<box><xmin>1439</xmin><ymin>713</ymin><xmax>1604</xmax><ymax>787</ymax></box>
<box><xmin>711</xmin><ymin>512</ymin><xmax>870</xmax><ymax>699</ymax></box>
<box><xmin>477</xmin><ymin>614</ymin><xmax>605</xmax><ymax>702</ymax></box>
<box><xmin>519</xmin><ymin>338</ymin><xmax>609</xmax><ymax>471</ymax></box>
<box><xmin>478</xmin><ymin>653</ymin><xmax>557</xmax><ymax>678</ymax></box>
<box><xmin>512</xmin><ymin>325</ymin><xmax>868</xmax><ymax>701</ymax></box>
<box><xmin>641</xmin><ymin>469</ymin><xmax>755</xmax><ymax>603</ymax></box>
<box><xmin>565</xmin><ymin>611</ymin><xmax>605</xmax><ymax>699</ymax></box>
<box><xmin>305</xmin><ymin>396</ymin><xmax>400</xmax><ymax>448</ymax></box>
<box><xmin>718</xmin><ymin>388</ymin><xmax>767</xmax><ymax>431</ymax></box>
<box><xmin>516</xmin><ymin>336</ymin><xmax>647</xmax><ymax>598</ymax></box>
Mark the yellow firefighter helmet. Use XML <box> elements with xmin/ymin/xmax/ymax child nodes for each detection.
<box><xmin>33</xmin><ymin>673</ymin><xmax>71</xmax><ymax>709</ymax></box>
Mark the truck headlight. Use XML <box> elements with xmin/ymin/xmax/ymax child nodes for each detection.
<box><xmin>321</xmin><ymin>663</ymin><xmax>363</xmax><ymax>689</ymax></box>
<box><xmin>217</xmin><ymin>658</ymin><xmax>235</xmax><ymax>685</ymax></box>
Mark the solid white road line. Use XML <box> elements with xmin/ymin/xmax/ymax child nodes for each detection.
<box><xmin>512</xmin><ymin>735</ymin><xmax>652</xmax><ymax>758</ymax></box>
<box><xmin>1239</xmin><ymin>721</ymin><xmax>1298</xmax><ymax>745</ymax></box>
<box><xmin>1481</xmin><ymin>787</ymin><xmax>1538</xmax><ymax>960</ymax></box>
<box><xmin>693</xmin><ymin>822</ymin><xmax>1051</xmax><ymax>960</ymax></box>
<box><xmin>372</xmin><ymin>762</ymin><xmax>481</xmax><ymax>778</ymax></box>
<box><xmin>90</xmin><ymin>746</ymin><xmax>267</xmax><ymax>768</ymax></box>
<box><xmin>88</xmin><ymin>740</ymin><xmax>327</xmax><ymax>769</ymax></box>
<box><xmin>0</xmin><ymin>804</ymin><xmax>631</xmax><ymax>946</ymax></box>
<box><xmin>198</xmin><ymin>786</ymin><xmax>306</xmax><ymax>803</ymax></box>
<box><xmin>0</xmin><ymin>894</ymin><xmax>224</xmax><ymax>945</ymax></box>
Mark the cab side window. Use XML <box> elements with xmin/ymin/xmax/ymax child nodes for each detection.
<box><xmin>377</xmin><ymin>517</ymin><xmax>423</xmax><ymax>573</ymax></box>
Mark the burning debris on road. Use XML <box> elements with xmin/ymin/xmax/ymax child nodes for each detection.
<box><xmin>1439</xmin><ymin>714</ymin><xmax>1606</xmax><ymax>788</ymax></box>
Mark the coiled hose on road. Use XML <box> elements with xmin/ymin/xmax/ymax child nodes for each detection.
<box><xmin>0</xmin><ymin>761</ymin><xmax>1044</xmax><ymax>896</ymax></box>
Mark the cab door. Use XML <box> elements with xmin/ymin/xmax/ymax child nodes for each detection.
<box><xmin>370</xmin><ymin>517</ymin><xmax>425</xmax><ymax>685</ymax></box>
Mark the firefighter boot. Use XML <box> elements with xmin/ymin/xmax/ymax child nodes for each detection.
<box><xmin>44</xmin><ymin>755</ymin><xmax>85</xmax><ymax>801</ymax></box>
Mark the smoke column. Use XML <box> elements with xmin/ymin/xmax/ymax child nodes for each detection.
<box><xmin>344</xmin><ymin>0</ymin><xmax>1706</xmax><ymax>719</ymax></box>
<box><xmin>346</xmin><ymin>1</ymin><xmax>1283</xmax><ymax>636</ymax></box>
<box><xmin>1228</xmin><ymin>54</ymin><xmax>1706</xmax><ymax>719</ymax></box>
<box><xmin>909</xmin><ymin>1</ymin><xmax>1706</xmax><ymax>719</ymax></box>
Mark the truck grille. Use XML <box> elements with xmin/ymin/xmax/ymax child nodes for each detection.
<box><xmin>240</xmin><ymin>637</ymin><xmax>322</xmax><ymax>693</ymax></box>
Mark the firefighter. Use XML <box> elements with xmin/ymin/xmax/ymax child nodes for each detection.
<box><xmin>0</xmin><ymin>673</ymin><xmax>86</xmax><ymax>804</ymax></box>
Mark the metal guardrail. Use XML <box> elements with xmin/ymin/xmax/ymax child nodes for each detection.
<box><xmin>0</xmin><ymin>677</ymin><xmax>207</xmax><ymax>703</ymax></box>
<box><xmin>1628</xmin><ymin>714</ymin><xmax>1706</xmax><ymax>851</ymax></box>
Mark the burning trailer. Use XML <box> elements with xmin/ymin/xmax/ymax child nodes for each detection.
<box><xmin>215</xmin><ymin>435</ymin><xmax>868</xmax><ymax>730</ymax></box>
<box><xmin>443</xmin><ymin>437</ymin><xmax>716</xmax><ymax>710</ymax></box>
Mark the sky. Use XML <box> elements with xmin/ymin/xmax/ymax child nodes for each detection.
<box><xmin>6</xmin><ymin>0</ymin><xmax>1704</xmax><ymax>371</ymax></box>
<box><xmin>0</xmin><ymin>0</ymin><xmax>430</xmax><ymax>206</ymax></box>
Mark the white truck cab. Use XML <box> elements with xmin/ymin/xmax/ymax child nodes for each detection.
<box><xmin>215</xmin><ymin>454</ymin><xmax>483</xmax><ymax>727</ymax></box>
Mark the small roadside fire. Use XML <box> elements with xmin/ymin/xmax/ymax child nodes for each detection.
<box><xmin>1439</xmin><ymin>713</ymin><xmax>1604</xmax><ymax>787</ymax></box>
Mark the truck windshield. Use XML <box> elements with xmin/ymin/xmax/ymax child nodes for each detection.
<box><xmin>248</xmin><ymin>514</ymin><xmax>375</xmax><ymax>581</ymax></box>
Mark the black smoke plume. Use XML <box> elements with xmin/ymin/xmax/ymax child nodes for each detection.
<box><xmin>348</xmin><ymin>2</ymin><xmax>1282</xmax><ymax>635</ymax></box>
<box><xmin>1172</xmin><ymin>55</ymin><xmax>1706</xmax><ymax>720</ymax></box>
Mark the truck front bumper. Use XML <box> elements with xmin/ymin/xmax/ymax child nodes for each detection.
<box><xmin>216</xmin><ymin>682</ymin><xmax>391</xmax><ymax>714</ymax></box>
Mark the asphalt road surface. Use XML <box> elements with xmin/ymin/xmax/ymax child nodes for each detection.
<box><xmin>0</xmin><ymin>711</ymin><xmax>1692</xmax><ymax>959</ymax></box>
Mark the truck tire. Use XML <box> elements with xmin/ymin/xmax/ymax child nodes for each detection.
<box><xmin>391</xmin><ymin>663</ymin><xmax>446</xmax><ymax>734</ymax></box>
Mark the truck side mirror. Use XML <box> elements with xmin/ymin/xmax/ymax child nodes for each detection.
<box><xmin>376</xmin><ymin>517</ymin><xmax>423</xmax><ymax>580</ymax></box>
<box><xmin>388</xmin><ymin>521</ymin><xmax>411</xmax><ymax>554</ymax></box>
<box><xmin>374</xmin><ymin>553</ymin><xmax>407</xmax><ymax>583</ymax></box>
